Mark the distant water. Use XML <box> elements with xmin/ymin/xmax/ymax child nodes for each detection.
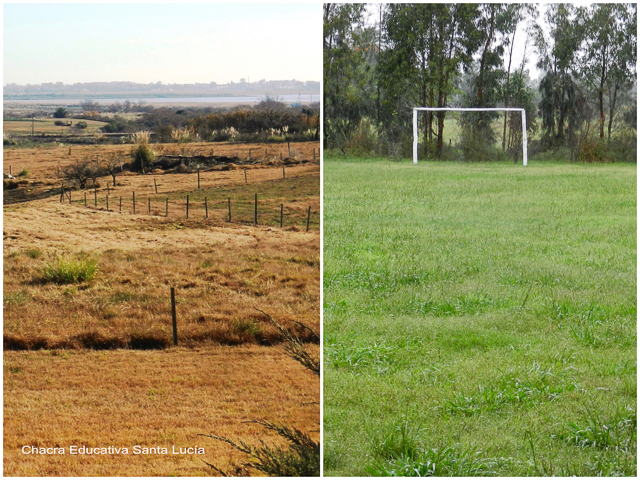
<box><xmin>4</xmin><ymin>94</ymin><xmax>320</xmax><ymax>105</ymax></box>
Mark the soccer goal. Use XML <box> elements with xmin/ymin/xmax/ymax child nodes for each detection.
<box><xmin>412</xmin><ymin>107</ymin><xmax>528</xmax><ymax>166</ymax></box>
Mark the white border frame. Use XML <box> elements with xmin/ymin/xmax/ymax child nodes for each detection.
<box><xmin>412</xmin><ymin>107</ymin><xmax>527</xmax><ymax>166</ymax></box>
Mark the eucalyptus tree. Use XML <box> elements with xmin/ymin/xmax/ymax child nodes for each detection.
<box><xmin>378</xmin><ymin>3</ymin><xmax>478</xmax><ymax>156</ymax></box>
<box><xmin>535</xmin><ymin>4</ymin><xmax>586</xmax><ymax>148</ymax></box>
<box><xmin>323</xmin><ymin>3</ymin><xmax>368</xmax><ymax>149</ymax></box>
<box><xmin>580</xmin><ymin>3</ymin><xmax>637</xmax><ymax>140</ymax></box>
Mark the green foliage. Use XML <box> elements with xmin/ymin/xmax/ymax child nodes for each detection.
<box><xmin>558</xmin><ymin>407</ymin><xmax>636</xmax><ymax>451</ymax></box>
<box><xmin>53</xmin><ymin>107</ymin><xmax>68</xmax><ymax>118</ymax></box>
<box><xmin>131</xmin><ymin>144</ymin><xmax>155</xmax><ymax>173</ymax></box>
<box><xmin>17</xmin><ymin>168</ymin><xmax>29</xmax><ymax>177</ymax></box>
<box><xmin>25</xmin><ymin>248</ymin><xmax>41</xmax><ymax>259</ymax></box>
<box><xmin>75</xmin><ymin>120</ymin><xmax>88</xmax><ymax>129</ymax></box>
<box><xmin>41</xmin><ymin>257</ymin><xmax>98</xmax><ymax>284</ymax></box>
<box><xmin>367</xmin><ymin>445</ymin><xmax>500</xmax><ymax>477</ymax></box>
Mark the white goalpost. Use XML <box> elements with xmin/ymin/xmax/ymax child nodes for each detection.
<box><xmin>412</xmin><ymin>107</ymin><xmax>528</xmax><ymax>166</ymax></box>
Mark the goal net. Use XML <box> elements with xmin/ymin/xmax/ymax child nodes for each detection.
<box><xmin>412</xmin><ymin>107</ymin><xmax>528</xmax><ymax>166</ymax></box>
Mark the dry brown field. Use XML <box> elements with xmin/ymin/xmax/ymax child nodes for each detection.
<box><xmin>4</xmin><ymin>347</ymin><xmax>319</xmax><ymax>476</ymax></box>
<box><xmin>3</xmin><ymin>141</ymin><xmax>320</xmax><ymax>476</ymax></box>
<box><xmin>3</xmin><ymin>118</ymin><xmax>108</xmax><ymax>135</ymax></box>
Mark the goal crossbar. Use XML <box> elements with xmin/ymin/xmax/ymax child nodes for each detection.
<box><xmin>412</xmin><ymin>107</ymin><xmax>527</xmax><ymax>166</ymax></box>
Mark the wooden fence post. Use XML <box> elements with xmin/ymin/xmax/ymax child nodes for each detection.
<box><xmin>106</xmin><ymin>195</ymin><xmax>109</xmax><ymax>211</ymax></box>
<box><xmin>94</xmin><ymin>189</ymin><xmax>97</xmax><ymax>207</ymax></box>
<box><xmin>186</xmin><ymin>195</ymin><xmax>189</xmax><ymax>219</ymax></box>
<box><xmin>119</xmin><ymin>196</ymin><xmax>122</xmax><ymax>213</ymax></box>
<box><xmin>166</xmin><ymin>198</ymin><xmax>169</xmax><ymax>217</ymax></box>
<box><xmin>171</xmin><ymin>287</ymin><xmax>178</xmax><ymax>346</ymax></box>
<box><xmin>205</xmin><ymin>197</ymin><xmax>208</xmax><ymax>219</ymax></box>
<box><xmin>148</xmin><ymin>197</ymin><xmax>151</xmax><ymax>214</ymax></box>
<box><xmin>282</xmin><ymin>165</ymin><xmax>285</xmax><ymax>179</ymax></box>
<box><xmin>60</xmin><ymin>183</ymin><xmax>64</xmax><ymax>203</ymax></box>
<box><xmin>287</xmin><ymin>142</ymin><xmax>291</xmax><ymax>157</ymax></box>
<box><xmin>254</xmin><ymin>193</ymin><xmax>258</xmax><ymax>225</ymax></box>
<box><xmin>84</xmin><ymin>192</ymin><xmax>87</xmax><ymax>207</ymax></box>
<box><xmin>280</xmin><ymin>203</ymin><xmax>283</xmax><ymax>228</ymax></box>
<box><xmin>197</xmin><ymin>168</ymin><xmax>200</xmax><ymax>190</ymax></box>
<box><xmin>154</xmin><ymin>178</ymin><xmax>158</xmax><ymax>194</ymax></box>
<box><xmin>228</xmin><ymin>197</ymin><xmax>231</xmax><ymax>222</ymax></box>
<box><xmin>244</xmin><ymin>169</ymin><xmax>247</xmax><ymax>185</ymax></box>
<box><xmin>307</xmin><ymin>206</ymin><xmax>311</xmax><ymax>232</ymax></box>
<box><xmin>133</xmin><ymin>192</ymin><xmax>136</xmax><ymax>214</ymax></box>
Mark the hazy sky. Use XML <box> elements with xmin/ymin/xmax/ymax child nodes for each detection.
<box><xmin>3</xmin><ymin>3</ymin><xmax>322</xmax><ymax>85</ymax></box>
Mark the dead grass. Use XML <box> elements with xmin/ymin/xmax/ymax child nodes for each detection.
<box><xmin>3</xmin><ymin>140</ymin><xmax>319</xmax><ymax>476</ymax></box>
<box><xmin>3</xmin><ymin>118</ymin><xmax>108</xmax><ymax>135</ymax></box>
<box><xmin>4</xmin><ymin>212</ymin><xmax>319</xmax><ymax>349</ymax></box>
<box><xmin>3</xmin><ymin>346</ymin><xmax>319</xmax><ymax>476</ymax></box>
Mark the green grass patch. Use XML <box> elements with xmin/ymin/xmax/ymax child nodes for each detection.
<box><xmin>41</xmin><ymin>257</ymin><xmax>98</xmax><ymax>284</ymax></box>
<box><xmin>323</xmin><ymin>159</ymin><xmax>636</xmax><ymax>476</ymax></box>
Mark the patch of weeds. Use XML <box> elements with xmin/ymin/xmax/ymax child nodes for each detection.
<box><xmin>444</xmin><ymin>365</ymin><xmax>575</xmax><ymax>416</ymax></box>
<box><xmin>324</xmin><ymin>270</ymin><xmax>430</xmax><ymax>292</ymax></box>
<box><xmin>366</xmin><ymin>445</ymin><xmax>500</xmax><ymax>476</ymax></box>
<box><xmin>369</xmin><ymin>421</ymin><xmax>425</xmax><ymax>460</ymax></box>
<box><xmin>41</xmin><ymin>257</ymin><xmax>97</xmax><ymax>284</ymax></box>
<box><xmin>233</xmin><ymin>319</ymin><xmax>262</xmax><ymax>337</ymax></box>
<box><xmin>17</xmin><ymin>167</ymin><xmax>29</xmax><ymax>177</ymax></box>
<box><xmin>323</xmin><ymin>299</ymin><xmax>349</xmax><ymax>315</ymax></box>
<box><xmin>407</xmin><ymin>293</ymin><xmax>508</xmax><ymax>317</ymax></box>
<box><xmin>112</xmin><ymin>291</ymin><xmax>136</xmax><ymax>303</ymax></box>
<box><xmin>324</xmin><ymin>334</ymin><xmax>396</xmax><ymax>373</ymax></box>
<box><xmin>557</xmin><ymin>407</ymin><xmax>636</xmax><ymax>451</ymax></box>
<box><xmin>25</xmin><ymin>248</ymin><xmax>41</xmax><ymax>259</ymax></box>
<box><xmin>3</xmin><ymin>290</ymin><xmax>30</xmax><ymax>306</ymax></box>
<box><xmin>200</xmin><ymin>260</ymin><xmax>213</xmax><ymax>268</ymax></box>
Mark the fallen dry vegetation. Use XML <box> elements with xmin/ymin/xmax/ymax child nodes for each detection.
<box><xmin>3</xmin><ymin>141</ymin><xmax>320</xmax><ymax>476</ymax></box>
<box><xmin>4</xmin><ymin>347</ymin><xmax>319</xmax><ymax>476</ymax></box>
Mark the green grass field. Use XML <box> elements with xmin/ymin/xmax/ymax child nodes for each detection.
<box><xmin>323</xmin><ymin>158</ymin><xmax>636</xmax><ymax>476</ymax></box>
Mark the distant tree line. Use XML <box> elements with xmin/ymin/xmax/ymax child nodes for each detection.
<box><xmin>324</xmin><ymin>3</ymin><xmax>637</xmax><ymax>162</ymax></box>
<box><xmin>94</xmin><ymin>99</ymin><xmax>319</xmax><ymax>144</ymax></box>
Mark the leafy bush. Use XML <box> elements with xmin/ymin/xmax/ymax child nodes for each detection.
<box><xmin>131</xmin><ymin>144</ymin><xmax>155</xmax><ymax>173</ymax></box>
<box><xmin>41</xmin><ymin>257</ymin><xmax>98</xmax><ymax>284</ymax></box>
<box><xmin>76</xmin><ymin>121</ymin><xmax>88</xmax><ymax>129</ymax></box>
<box><xmin>53</xmin><ymin>107</ymin><xmax>68</xmax><ymax>118</ymax></box>
<box><xmin>17</xmin><ymin>168</ymin><xmax>29</xmax><ymax>177</ymax></box>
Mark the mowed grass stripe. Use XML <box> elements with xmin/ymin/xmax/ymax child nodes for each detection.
<box><xmin>323</xmin><ymin>159</ymin><xmax>636</xmax><ymax>476</ymax></box>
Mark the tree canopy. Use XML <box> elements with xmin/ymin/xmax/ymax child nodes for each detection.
<box><xmin>323</xmin><ymin>2</ymin><xmax>637</xmax><ymax>163</ymax></box>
